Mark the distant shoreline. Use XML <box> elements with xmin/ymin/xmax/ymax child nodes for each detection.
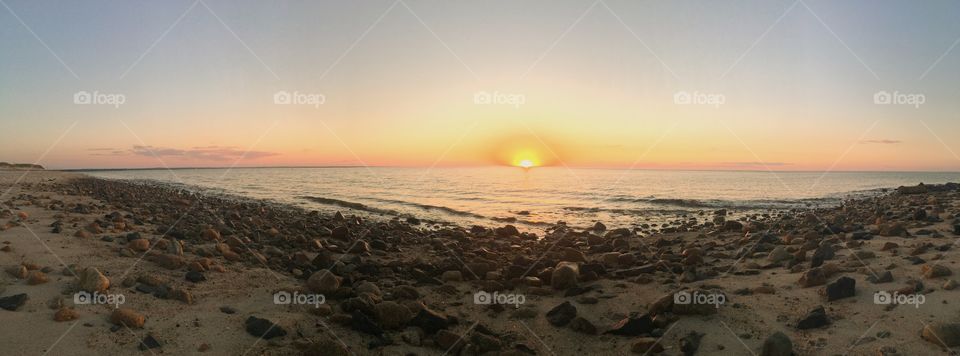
<box><xmin>59</xmin><ymin>165</ymin><xmax>960</xmax><ymax>174</ymax></box>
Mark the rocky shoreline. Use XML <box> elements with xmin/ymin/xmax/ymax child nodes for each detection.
<box><xmin>2</xmin><ymin>172</ymin><xmax>960</xmax><ymax>355</ymax></box>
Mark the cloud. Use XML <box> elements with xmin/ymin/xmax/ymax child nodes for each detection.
<box><xmin>90</xmin><ymin>145</ymin><xmax>279</xmax><ymax>161</ymax></box>
<box><xmin>860</xmin><ymin>139</ymin><xmax>902</xmax><ymax>144</ymax></box>
<box><xmin>721</xmin><ymin>161</ymin><xmax>792</xmax><ymax>167</ymax></box>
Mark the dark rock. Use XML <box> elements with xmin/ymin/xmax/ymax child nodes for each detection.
<box><xmin>138</xmin><ymin>335</ymin><xmax>161</xmax><ymax>351</ymax></box>
<box><xmin>0</xmin><ymin>293</ymin><xmax>28</xmax><ymax>311</ymax></box>
<box><xmin>604</xmin><ymin>313</ymin><xmax>654</xmax><ymax>336</ymax></box>
<box><xmin>220</xmin><ymin>306</ymin><xmax>237</xmax><ymax>314</ymax></box>
<box><xmin>569</xmin><ymin>316</ymin><xmax>597</xmax><ymax>334</ymax></box>
<box><xmin>922</xmin><ymin>322</ymin><xmax>960</xmax><ymax>347</ymax></box>
<box><xmin>410</xmin><ymin>307</ymin><xmax>449</xmax><ymax>334</ymax></box>
<box><xmin>760</xmin><ymin>331</ymin><xmax>793</xmax><ymax>356</ymax></box>
<box><xmin>185</xmin><ymin>271</ymin><xmax>206</xmax><ymax>283</ymax></box>
<box><xmin>245</xmin><ymin>316</ymin><xmax>287</xmax><ymax>340</ymax></box>
<box><xmin>867</xmin><ymin>271</ymin><xmax>893</xmax><ymax>284</ymax></box>
<box><xmin>679</xmin><ymin>331</ymin><xmax>704</xmax><ymax>356</ymax></box>
<box><xmin>796</xmin><ymin>306</ymin><xmax>829</xmax><ymax>330</ymax></box>
<box><xmin>545</xmin><ymin>301</ymin><xmax>577</xmax><ymax>327</ymax></box>
<box><xmin>495</xmin><ymin>225</ymin><xmax>519</xmax><ymax>237</ymax></box>
<box><xmin>821</xmin><ymin>276</ymin><xmax>855</xmax><ymax>301</ymax></box>
<box><xmin>798</xmin><ymin>267</ymin><xmax>827</xmax><ymax>288</ymax></box>
<box><xmin>349</xmin><ymin>310</ymin><xmax>383</xmax><ymax>336</ymax></box>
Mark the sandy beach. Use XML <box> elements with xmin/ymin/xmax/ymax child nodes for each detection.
<box><xmin>1</xmin><ymin>169</ymin><xmax>960</xmax><ymax>355</ymax></box>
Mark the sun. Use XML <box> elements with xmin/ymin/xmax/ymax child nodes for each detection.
<box><xmin>518</xmin><ymin>159</ymin><xmax>534</xmax><ymax>168</ymax></box>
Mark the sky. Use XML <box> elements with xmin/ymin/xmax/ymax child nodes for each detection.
<box><xmin>1</xmin><ymin>0</ymin><xmax>959</xmax><ymax>171</ymax></box>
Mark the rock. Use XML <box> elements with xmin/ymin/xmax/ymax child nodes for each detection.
<box><xmin>331</xmin><ymin>226</ymin><xmax>349</xmax><ymax>240</ymax></box>
<box><xmin>798</xmin><ymin>267</ymin><xmax>827</xmax><ymax>288</ymax></box>
<box><xmin>821</xmin><ymin>276</ymin><xmax>856</xmax><ymax>301</ymax></box>
<box><xmin>410</xmin><ymin>306</ymin><xmax>449</xmax><ymax>334</ymax></box>
<box><xmin>593</xmin><ymin>221</ymin><xmax>607</xmax><ymax>232</ymax></box>
<box><xmin>53</xmin><ymin>307</ymin><xmax>78</xmax><ymax>321</ymax></box>
<box><xmin>111</xmin><ymin>308</ymin><xmax>146</xmax><ymax>328</ymax></box>
<box><xmin>302</xmin><ymin>338</ymin><xmax>350</xmax><ymax>356</ymax></box>
<box><xmin>471</xmin><ymin>332</ymin><xmax>502</xmax><ymax>352</ymax></box>
<box><xmin>760</xmin><ymin>331</ymin><xmax>793</xmax><ymax>356</ymax></box>
<box><xmin>878</xmin><ymin>223</ymin><xmax>908</xmax><ymax>237</ymax></box>
<box><xmin>245</xmin><ymin>316</ymin><xmax>287</xmax><ymax>339</ymax></box>
<box><xmin>921</xmin><ymin>322</ymin><xmax>960</xmax><ymax>347</ymax></box>
<box><xmin>6</xmin><ymin>265</ymin><xmax>27</xmax><ymax>279</ymax></box>
<box><xmin>922</xmin><ymin>264</ymin><xmax>951</xmax><ymax>279</ymax></box>
<box><xmin>435</xmin><ymin>329</ymin><xmax>465</xmax><ymax>351</ymax></box>
<box><xmin>767</xmin><ymin>247</ymin><xmax>791</xmax><ymax>263</ymax></box>
<box><xmin>0</xmin><ymin>293</ymin><xmax>28</xmax><ymax>311</ymax></box>
<box><xmin>945</xmin><ymin>280</ymin><xmax>958</xmax><ymax>290</ymax></box>
<box><xmin>723</xmin><ymin>220</ymin><xmax>743</xmax><ymax>232</ymax></box>
<box><xmin>630</xmin><ymin>337</ymin><xmax>664</xmax><ymax>354</ymax></box>
<box><xmin>139</xmin><ymin>335</ymin><xmax>161</xmax><ymax>351</ymax></box>
<box><xmin>78</xmin><ymin>267</ymin><xmax>110</xmax><ymax>293</ymax></box>
<box><xmin>441</xmin><ymin>270</ymin><xmax>463</xmax><ymax>282</ymax></box>
<box><xmin>867</xmin><ymin>271</ymin><xmax>894</xmax><ymax>284</ymax></box>
<box><xmin>349</xmin><ymin>310</ymin><xmax>383</xmax><ymax>336</ymax></box>
<box><xmin>561</xmin><ymin>247</ymin><xmax>587</xmax><ymax>263</ymax></box>
<box><xmin>495</xmin><ymin>225</ymin><xmax>520</xmax><ymax>237</ymax></box>
<box><xmin>306</xmin><ymin>270</ymin><xmax>341</xmax><ymax>294</ymax></box>
<box><xmin>127</xmin><ymin>239</ymin><xmax>150</xmax><ymax>252</ymax></box>
<box><xmin>551</xmin><ymin>262</ymin><xmax>579</xmax><ymax>290</ymax></box>
<box><xmin>796</xmin><ymin>306</ymin><xmax>829</xmax><ymax>330</ymax></box>
<box><xmin>679</xmin><ymin>331</ymin><xmax>704</xmax><ymax>356</ymax></box>
<box><xmin>569</xmin><ymin>316</ymin><xmax>597</xmax><ymax>334</ymax></box>
<box><xmin>376</xmin><ymin>301</ymin><xmax>412</xmax><ymax>329</ymax></box>
<box><xmin>811</xmin><ymin>245</ymin><xmax>834</xmax><ymax>267</ymax></box>
<box><xmin>201</xmin><ymin>228</ymin><xmax>221</xmax><ymax>241</ymax></box>
<box><xmin>546</xmin><ymin>301</ymin><xmax>577</xmax><ymax>327</ymax></box>
<box><xmin>185</xmin><ymin>271</ymin><xmax>206</xmax><ymax>283</ymax></box>
<box><xmin>27</xmin><ymin>271</ymin><xmax>48</xmax><ymax>285</ymax></box>
<box><xmin>605</xmin><ymin>314</ymin><xmax>654</xmax><ymax>336</ymax></box>
<box><xmin>74</xmin><ymin>230</ymin><xmax>91</xmax><ymax>238</ymax></box>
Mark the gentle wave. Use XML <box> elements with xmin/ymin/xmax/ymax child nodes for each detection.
<box><xmin>301</xmin><ymin>196</ymin><xmax>399</xmax><ymax>215</ymax></box>
<box><xmin>365</xmin><ymin>197</ymin><xmax>488</xmax><ymax>219</ymax></box>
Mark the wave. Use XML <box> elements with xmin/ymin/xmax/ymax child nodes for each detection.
<box><xmin>363</xmin><ymin>197</ymin><xmax>488</xmax><ymax>219</ymax></box>
<box><xmin>301</xmin><ymin>196</ymin><xmax>399</xmax><ymax>215</ymax></box>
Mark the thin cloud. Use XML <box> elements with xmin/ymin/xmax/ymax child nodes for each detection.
<box><xmin>722</xmin><ymin>161</ymin><xmax>792</xmax><ymax>167</ymax></box>
<box><xmin>860</xmin><ymin>139</ymin><xmax>902</xmax><ymax>144</ymax></box>
<box><xmin>90</xmin><ymin>145</ymin><xmax>279</xmax><ymax>161</ymax></box>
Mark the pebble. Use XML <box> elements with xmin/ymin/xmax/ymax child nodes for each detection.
<box><xmin>796</xmin><ymin>306</ymin><xmax>829</xmax><ymax>329</ymax></box>
<box><xmin>922</xmin><ymin>264</ymin><xmax>951</xmax><ymax>279</ymax></box>
<box><xmin>27</xmin><ymin>271</ymin><xmax>48</xmax><ymax>285</ymax></box>
<box><xmin>760</xmin><ymin>331</ymin><xmax>793</xmax><ymax>356</ymax></box>
<box><xmin>77</xmin><ymin>267</ymin><xmax>110</xmax><ymax>293</ymax></box>
<box><xmin>569</xmin><ymin>316</ymin><xmax>597</xmax><ymax>334</ymax></box>
<box><xmin>630</xmin><ymin>337</ymin><xmax>664</xmax><ymax>354</ymax></box>
<box><xmin>921</xmin><ymin>322</ymin><xmax>960</xmax><ymax>347</ymax></box>
<box><xmin>244</xmin><ymin>316</ymin><xmax>287</xmax><ymax>339</ymax></box>
<box><xmin>545</xmin><ymin>301</ymin><xmax>577</xmax><ymax>326</ymax></box>
<box><xmin>306</xmin><ymin>270</ymin><xmax>341</xmax><ymax>294</ymax></box>
<box><xmin>821</xmin><ymin>276</ymin><xmax>856</xmax><ymax>301</ymax></box>
<box><xmin>53</xmin><ymin>307</ymin><xmax>78</xmax><ymax>321</ymax></box>
<box><xmin>110</xmin><ymin>308</ymin><xmax>146</xmax><ymax>328</ymax></box>
<box><xmin>551</xmin><ymin>262</ymin><xmax>579</xmax><ymax>290</ymax></box>
<box><xmin>0</xmin><ymin>293</ymin><xmax>28</xmax><ymax>311</ymax></box>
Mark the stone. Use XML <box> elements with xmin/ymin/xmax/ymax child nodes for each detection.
<box><xmin>331</xmin><ymin>226</ymin><xmax>349</xmax><ymax>240</ymax></box>
<box><xmin>306</xmin><ymin>270</ymin><xmax>341</xmax><ymax>294</ymax></box>
<box><xmin>185</xmin><ymin>271</ymin><xmax>206</xmax><ymax>283</ymax></box>
<box><xmin>139</xmin><ymin>335</ymin><xmax>161</xmax><ymax>351</ymax></box>
<box><xmin>922</xmin><ymin>322</ymin><xmax>960</xmax><ymax>347</ymax></box>
<box><xmin>546</xmin><ymin>301</ymin><xmax>577</xmax><ymax>327</ymax></box>
<box><xmin>922</xmin><ymin>264</ymin><xmax>951</xmax><ymax>279</ymax></box>
<box><xmin>111</xmin><ymin>308</ymin><xmax>146</xmax><ymax>328</ymax></box>
<box><xmin>605</xmin><ymin>314</ymin><xmax>654</xmax><ymax>336</ymax></box>
<box><xmin>679</xmin><ymin>331</ymin><xmax>704</xmax><ymax>356</ymax></box>
<box><xmin>767</xmin><ymin>246</ymin><xmax>791</xmax><ymax>263</ymax></box>
<box><xmin>245</xmin><ymin>316</ymin><xmax>287</xmax><ymax>339</ymax></box>
<box><xmin>435</xmin><ymin>330</ymin><xmax>465</xmax><ymax>351</ymax></box>
<box><xmin>760</xmin><ymin>331</ymin><xmax>793</xmax><ymax>356</ymax></box>
<box><xmin>53</xmin><ymin>307</ymin><xmax>78</xmax><ymax>321</ymax></box>
<box><xmin>127</xmin><ymin>239</ymin><xmax>150</xmax><ymax>252</ymax></box>
<box><xmin>944</xmin><ymin>280</ymin><xmax>958</xmax><ymax>290</ymax></box>
<box><xmin>471</xmin><ymin>332</ymin><xmax>502</xmax><ymax>352</ymax></box>
<box><xmin>821</xmin><ymin>276</ymin><xmax>856</xmax><ymax>301</ymax></box>
<box><xmin>798</xmin><ymin>267</ymin><xmax>827</xmax><ymax>288</ymax></box>
<box><xmin>201</xmin><ymin>228</ymin><xmax>221</xmax><ymax>241</ymax></box>
<box><xmin>441</xmin><ymin>270</ymin><xmax>463</xmax><ymax>282</ymax></box>
<box><xmin>6</xmin><ymin>265</ymin><xmax>27</xmax><ymax>279</ymax></box>
<box><xmin>551</xmin><ymin>262</ymin><xmax>579</xmax><ymax>290</ymax></box>
<box><xmin>867</xmin><ymin>271</ymin><xmax>893</xmax><ymax>284</ymax></box>
<box><xmin>376</xmin><ymin>301</ymin><xmax>412</xmax><ymax>329</ymax></box>
<box><xmin>78</xmin><ymin>267</ymin><xmax>110</xmax><ymax>293</ymax></box>
<box><xmin>27</xmin><ymin>271</ymin><xmax>48</xmax><ymax>285</ymax></box>
<box><xmin>796</xmin><ymin>306</ymin><xmax>829</xmax><ymax>330</ymax></box>
<box><xmin>410</xmin><ymin>306</ymin><xmax>449</xmax><ymax>334</ymax></box>
<box><xmin>0</xmin><ymin>293</ymin><xmax>28</xmax><ymax>311</ymax></box>
<box><xmin>349</xmin><ymin>310</ymin><xmax>383</xmax><ymax>336</ymax></box>
<box><xmin>569</xmin><ymin>316</ymin><xmax>597</xmax><ymax>334</ymax></box>
<box><xmin>631</xmin><ymin>337</ymin><xmax>664</xmax><ymax>354</ymax></box>
<box><xmin>302</xmin><ymin>338</ymin><xmax>350</xmax><ymax>356</ymax></box>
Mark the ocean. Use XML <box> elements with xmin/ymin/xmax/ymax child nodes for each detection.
<box><xmin>83</xmin><ymin>167</ymin><xmax>960</xmax><ymax>231</ymax></box>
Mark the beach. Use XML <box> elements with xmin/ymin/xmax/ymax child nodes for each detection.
<box><xmin>2</xmin><ymin>169</ymin><xmax>960</xmax><ymax>355</ymax></box>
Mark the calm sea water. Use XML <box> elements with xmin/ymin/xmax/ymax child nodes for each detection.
<box><xmin>83</xmin><ymin>167</ymin><xmax>960</xmax><ymax>230</ymax></box>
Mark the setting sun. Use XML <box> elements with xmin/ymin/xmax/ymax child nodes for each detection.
<box><xmin>518</xmin><ymin>159</ymin><xmax>534</xmax><ymax>168</ymax></box>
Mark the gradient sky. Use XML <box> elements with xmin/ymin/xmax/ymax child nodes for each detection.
<box><xmin>1</xmin><ymin>0</ymin><xmax>959</xmax><ymax>170</ymax></box>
